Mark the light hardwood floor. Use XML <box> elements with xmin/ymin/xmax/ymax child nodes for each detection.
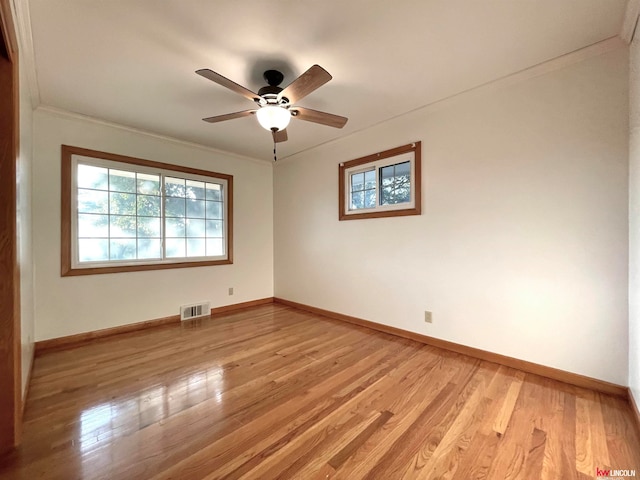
<box><xmin>1</xmin><ymin>304</ymin><xmax>638</xmax><ymax>479</ymax></box>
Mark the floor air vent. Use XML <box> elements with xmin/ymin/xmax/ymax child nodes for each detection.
<box><xmin>180</xmin><ymin>302</ymin><xmax>211</xmax><ymax>321</ymax></box>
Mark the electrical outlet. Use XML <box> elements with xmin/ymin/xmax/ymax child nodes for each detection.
<box><xmin>228</xmin><ymin>287</ymin><xmax>234</xmax><ymax>296</ymax></box>
<box><xmin>424</xmin><ymin>311</ymin><xmax>432</xmax><ymax>323</ymax></box>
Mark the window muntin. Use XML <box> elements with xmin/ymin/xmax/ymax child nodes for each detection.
<box><xmin>76</xmin><ymin>164</ymin><xmax>163</xmax><ymax>263</ymax></box>
<box><xmin>72</xmin><ymin>157</ymin><xmax>227</xmax><ymax>266</ymax></box>
<box><xmin>349</xmin><ymin>169</ymin><xmax>376</xmax><ymax>210</ymax></box>
<box><xmin>62</xmin><ymin>146</ymin><xmax>233</xmax><ymax>276</ymax></box>
<box><xmin>340</xmin><ymin>142</ymin><xmax>421</xmax><ymax>220</ymax></box>
<box><xmin>162</xmin><ymin>176</ymin><xmax>224</xmax><ymax>259</ymax></box>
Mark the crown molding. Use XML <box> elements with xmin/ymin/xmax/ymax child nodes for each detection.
<box><xmin>1</xmin><ymin>0</ymin><xmax>18</xmax><ymax>60</ymax></box>
<box><xmin>35</xmin><ymin>105</ymin><xmax>270</xmax><ymax>165</ymax></box>
<box><xmin>11</xmin><ymin>0</ymin><xmax>39</xmax><ymax>108</ymax></box>
<box><xmin>282</xmin><ymin>36</ymin><xmax>625</xmax><ymax>164</ymax></box>
<box><xmin>621</xmin><ymin>0</ymin><xmax>640</xmax><ymax>44</ymax></box>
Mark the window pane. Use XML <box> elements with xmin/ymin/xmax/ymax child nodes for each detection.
<box><xmin>187</xmin><ymin>238</ymin><xmax>206</xmax><ymax>257</ymax></box>
<box><xmin>186</xmin><ymin>180</ymin><xmax>206</xmax><ymax>200</ymax></box>
<box><xmin>351</xmin><ymin>172</ymin><xmax>365</xmax><ymax>192</ymax></box>
<box><xmin>165</xmin><ymin>197</ymin><xmax>185</xmax><ymax>217</ymax></box>
<box><xmin>110</xmin><ymin>215</ymin><xmax>137</xmax><ymax>238</ymax></box>
<box><xmin>166</xmin><ymin>238</ymin><xmax>186</xmax><ymax>258</ymax></box>
<box><xmin>186</xmin><ymin>199</ymin><xmax>206</xmax><ymax>218</ymax></box>
<box><xmin>109</xmin><ymin>169</ymin><xmax>136</xmax><ymax>193</ymax></box>
<box><xmin>165</xmin><ymin>218</ymin><xmax>185</xmax><ymax>237</ymax></box>
<box><xmin>165</xmin><ymin>177</ymin><xmax>185</xmax><ymax>197</ymax></box>
<box><xmin>206</xmin><ymin>201</ymin><xmax>223</xmax><ymax>219</ymax></box>
<box><xmin>78</xmin><ymin>238</ymin><xmax>109</xmax><ymax>262</ymax></box>
<box><xmin>110</xmin><ymin>192</ymin><xmax>136</xmax><ymax>215</ymax></box>
<box><xmin>350</xmin><ymin>191</ymin><xmax>364</xmax><ymax>210</ymax></box>
<box><xmin>380</xmin><ymin>186</ymin><xmax>390</xmax><ymax>205</ymax></box>
<box><xmin>380</xmin><ymin>161</ymin><xmax>411</xmax><ymax>206</ymax></box>
<box><xmin>380</xmin><ymin>165</ymin><xmax>394</xmax><ymax>185</ymax></box>
<box><xmin>206</xmin><ymin>220</ymin><xmax>222</xmax><ymax>237</ymax></box>
<box><xmin>186</xmin><ymin>219</ymin><xmax>206</xmax><ymax>237</ymax></box>
<box><xmin>364</xmin><ymin>170</ymin><xmax>375</xmax><ymax>189</ymax></box>
<box><xmin>395</xmin><ymin>161</ymin><xmax>410</xmax><ymax>176</ymax></box>
<box><xmin>137</xmin><ymin>238</ymin><xmax>161</xmax><ymax>259</ymax></box>
<box><xmin>206</xmin><ymin>183</ymin><xmax>222</xmax><ymax>201</ymax></box>
<box><xmin>78</xmin><ymin>189</ymin><xmax>108</xmax><ymax>214</ymax></box>
<box><xmin>365</xmin><ymin>189</ymin><xmax>376</xmax><ymax>208</ymax></box>
<box><xmin>206</xmin><ymin>238</ymin><xmax>223</xmax><ymax>256</ymax></box>
<box><xmin>137</xmin><ymin>217</ymin><xmax>160</xmax><ymax>238</ymax></box>
<box><xmin>351</xmin><ymin>169</ymin><xmax>376</xmax><ymax>210</ymax></box>
<box><xmin>137</xmin><ymin>173</ymin><xmax>160</xmax><ymax>195</ymax></box>
<box><xmin>77</xmin><ymin>164</ymin><xmax>108</xmax><ymax>190</ymax></box>
<box><xmin>72</xmin><ymin>156</ymin><xmax>229</xmax><ymax>268</ymax></box>
<box><xmin>137</xmin><ymin>195</ymin><xmax>160</xmax><ymax>217</ymax></box>
<box><xmin>110</xmin><ymin>239</ymin><xmax>136</xmax><ymax>260</ymax></box>
<box><xmin>78</xmin><ymin>214</ymin><xmax>109</xmax><ymax>237</ymax></box>
<box><xmin>394</xmin><ymin>184</ymin><xmax>410</xmax><ymax>203</ymax></box>
<box><xmin>394</xmin><ymin>161</ymin><xmax>411</xmax><ymax>204</ymax></box>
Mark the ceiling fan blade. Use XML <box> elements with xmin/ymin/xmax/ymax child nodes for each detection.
<box><xmin>274</xmin><ymin>129</ymin><xmax>288</xmax><ymax>143</ymax></box>
<box><xmin>202</xmin><ymin>110</ymin><xmax>256</xmax><ymax>123</ymax></box>
<box><xmin>278</xmin><ymin>65</ymin><xmax>332</xmax><ymax>104</ymax></box>
<box><xmin>196</xmin><ymin>69</ymin><xmax>260</xmax><ymax>103</ymax></box>
<box><xmin>291</xmin><ymin>107</ymin><xmax>348</xmax><ymax>129</ymax></box>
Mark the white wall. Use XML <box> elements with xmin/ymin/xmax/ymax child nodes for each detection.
<box><xmin>629</xmin><ymin>32</ymin><xmax>640</xmax><ymax>409</ymax></box>
<box><xmin>275</xmin><ymin>48</ymin><xmax>629</xmax><ymax>384</ymax></box>
<box><xmin>32</xmin><ymin>109</ymin><xmax>274</xmax><ymax>341</ymax></box>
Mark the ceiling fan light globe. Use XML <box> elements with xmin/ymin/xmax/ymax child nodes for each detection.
<box><xmin>256</xmin><ymin>106</ymin><xmax>291</xmax><ymax>132</ymax></box>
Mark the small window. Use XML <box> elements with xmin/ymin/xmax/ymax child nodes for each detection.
<box><xmin>339</xmin><ymin>142</ymin><xmax>421</xmax><ymax>220</ymax></box>
<box><xmin>62</xmin><ymin>145</ymin><xmax>233</xmax><ymax>276</ymax></box>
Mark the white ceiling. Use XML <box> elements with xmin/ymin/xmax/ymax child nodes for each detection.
<box><xmin>26</xmin><ymin>0</ymin><xmax>627</xmax><ymax>161</ymax></box>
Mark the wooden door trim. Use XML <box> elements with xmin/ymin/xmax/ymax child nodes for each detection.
<box><xmin>0</xmin><ymin>0</ymin><xmax>21</xmax><ymax>452</ymax></box>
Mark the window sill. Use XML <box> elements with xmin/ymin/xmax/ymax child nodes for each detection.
<box><xmin>339</xmin><ymin>205</ymin><xmax>421</xmax><ymax>221</ymax></box>
<box><xmin>61</xmin><ymin>258</ymin><xmax>233</xmax><ymax>277</ymax></box>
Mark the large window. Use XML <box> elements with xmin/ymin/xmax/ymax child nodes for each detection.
<box><xmin>339</xmin><ymin>142</ymin><xmax>421</xmax><ymax>220</ymax></box>
<box><xmin>61</xmin><ymin>145</ymin><xmax>233</xmax><ymax>276</ymax></box>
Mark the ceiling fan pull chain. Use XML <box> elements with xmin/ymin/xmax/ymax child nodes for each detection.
<box><xmin>272</xmin><ymin>128</ymin><xmax>278</xmax><ymax>162</ymax></box>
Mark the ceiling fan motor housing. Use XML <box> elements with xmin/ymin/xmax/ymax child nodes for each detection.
<box><xmin>263</xmin><ymin>69</ymin><xmax>284</xmax><ymax>87</ymax></box>
<box><xmin>258</xmin><ymin>85</ymin><xmax>283</xmax><ymax>97</ymax></box>
<box><xmin>258</xmin><ymin>70</ymin><xmax>286</xmax><ymax>99</ymax></box>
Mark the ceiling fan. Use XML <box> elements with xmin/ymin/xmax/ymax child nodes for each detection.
<box><xmin>195</xmin><ymin>65</ymin><xmax>348</xmax><ymax>148</ymax></box>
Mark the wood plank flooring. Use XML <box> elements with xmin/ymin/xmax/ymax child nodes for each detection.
<box><xmin>0</xmin><ymin>304</ymin><xmax>638</xmax><ymax>479</ymax></box>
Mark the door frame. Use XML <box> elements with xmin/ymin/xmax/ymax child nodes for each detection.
<box><xmin>0</xmin><ymin>0</ymin><xmax>22</xmax><ymax>453</ymax></box>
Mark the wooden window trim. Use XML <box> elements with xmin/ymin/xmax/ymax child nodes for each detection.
<box><xmin>338</xmin><ymin>141</ymin><xmax>421</xmax><ymax>221</ymax></box>
<box><xmin>61</xmin><ymin>145</ymin><xmax>234</xmax><ymax>276</ymax></box>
